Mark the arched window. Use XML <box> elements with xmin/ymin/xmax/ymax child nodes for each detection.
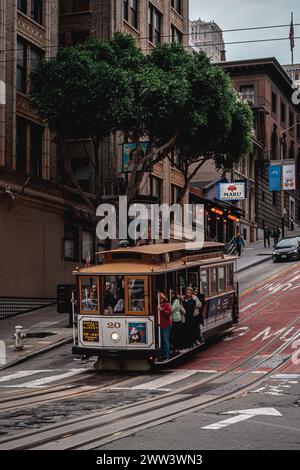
<box><xmin>271</xmin><ymin>126</ymin><xmax>278</xmax><ymax>160</ymax></box>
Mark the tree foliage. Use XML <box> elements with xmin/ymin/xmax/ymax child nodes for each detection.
<box><xmin>30</xmin><ymin>33</ymin><xmax>253</xmax><ymax>205</ymax></box>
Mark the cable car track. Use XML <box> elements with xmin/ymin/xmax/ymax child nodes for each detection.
<box><xmin>0</xmin><ymin>313</ymin><xmax>299</xmax><ymax>450</ymax></box>
<box><xmin>0</xmin><ymin>270</ymin><xmax>298</xmax><ymax>413</ymax></box>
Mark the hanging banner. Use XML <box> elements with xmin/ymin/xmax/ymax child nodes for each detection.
<box><xmin>269</xmin><ymin>165</ymin><xmax>282</xmax><ymax>191</ymax></box>
<box><xmin>283</xmin><ymin>164</ymin><xmax>296</xmax><ymax>190</ymax></box>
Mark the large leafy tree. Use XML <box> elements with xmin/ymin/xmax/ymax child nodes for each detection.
<box><xmin>30</xmin><ymin>33</ymin><xmax>252</xmax><ymax>207</ymax></box>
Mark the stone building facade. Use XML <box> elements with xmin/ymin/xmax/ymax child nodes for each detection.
<box><xmin>190</xmin><ymin>18</ymin><xmax>226</xmax><ymax>62</ymax></box>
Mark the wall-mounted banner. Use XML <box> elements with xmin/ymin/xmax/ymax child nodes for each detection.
<box><xmin>283</xmin><ymin>164</ymin><xmax>296</xmax><ymax>190</ymax></box>
<box><xmin>217</xmin><ymin>181</ymin><xmax>247</xmax><ymax>201</ymax></box>
<box><xmin>269</xmin><ymin>165</ymin><xmax>282</xmax><ymax>191</ymax></box>
<box><xmin>122</xmin><ymin>142</ymin><xmax>151</xmax><ymax>173</ymax></box>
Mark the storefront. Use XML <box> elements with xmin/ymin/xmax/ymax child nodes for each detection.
<box><xmin>190</xmin><ymin>187</ymin><xmax>243</xmax><ymax>243</ymax></box>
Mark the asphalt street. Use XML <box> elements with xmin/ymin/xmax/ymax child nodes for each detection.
<box><xmin>0</xmin><ymin>258</ymin><xmax>299</xmax><ymax>449</ymax></box>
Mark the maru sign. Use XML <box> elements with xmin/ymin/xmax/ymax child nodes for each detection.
<box><xmin>217</xmin><ymin>182</ymin><xmax>247</xmax><ymax>201</ymax></box>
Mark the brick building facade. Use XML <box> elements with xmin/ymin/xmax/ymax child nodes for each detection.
<box><xmin>222</xmin><ymin>58</ymin><xmax>300</xmax><ymax>235</ymax></box>
<box><xmin>0</xmin><ymin>0</ymin><xmax>98</xmax><ymax>298</ymax></box>
<box><xmin>0</xmin><ymin>1</ymin><xmax>190</xmax><ymax>298</ymax></box>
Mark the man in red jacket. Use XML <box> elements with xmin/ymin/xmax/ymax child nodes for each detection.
<box><xmin>157</xmin><ymin>293</ymin><xmax>172</xmax><ymax>361</ymax></box>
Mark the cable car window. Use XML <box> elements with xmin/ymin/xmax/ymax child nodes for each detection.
<box><xmin>178</xmin><ymin>270</ymin><xmax>186</xmax><ymax>296</ymax></box>
<box><xmin>126</xmin><ymin>277</ymin><xmax>148</xmax><ymax>315</ymax></box>
<box><xmin>80</xmin><ymin>277</ymin><xmax>99</xmax><ymax>314</ymax></box>
<box><xmin>201</xmin><ymin>269</ymin><xmax>209</xmax><ymax>296</ymax></box>
<box><xmin>102</xmin><ymin>276</ymin><xmax>125</xmax><ymax>315</ymax></box>
<box><xmin>219</xmin><ymin>267</ymin><xmax>225</xmax><ymax>293</ymax></box>
<box><xmin>187</xmin><ymin>271</ymin><xmax>199</xmax><ymax>290</ymax></box>
<box><xmin>227</xmin><ymin>264</ymin><xmax>234</xmax><ymax>290</ymax></box>
<box><xmin>210</xmin><ymin>268</ymin><xmax>218</xmax><ymax>296</ymax></box>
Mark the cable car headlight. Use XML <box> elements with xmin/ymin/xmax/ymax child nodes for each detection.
<box><xmin>111</xmin><ymin>332</ymin><xmax>121</xmax><ymax>343</ymax></box>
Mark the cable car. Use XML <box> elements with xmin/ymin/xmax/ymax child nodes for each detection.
<box><xmin>72</xmin><ymin>242</ymin><xmax>239</xmax><ymax>371</ymax></box>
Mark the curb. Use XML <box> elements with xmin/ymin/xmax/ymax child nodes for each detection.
<box><xmin>0</xmin><ymin>336</ymin><xmax>73</xmax><ymax>372</ymax></box>
<box><xmin>237</xmin><ymin>255</ymin><xmax>272</xmax><ymax>274</ymax></box>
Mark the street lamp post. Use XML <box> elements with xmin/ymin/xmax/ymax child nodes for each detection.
<box><xmin>279</xmin><ymin>121</ymin><xmax>299</xmax><ymax>238</ymax></box>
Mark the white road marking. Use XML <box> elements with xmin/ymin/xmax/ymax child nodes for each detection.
<box><xmin>0</xmin><ymin>370</ymin><xmax>50</xmax><ymax>383</ymax></box>
<box><xmin>111</xmin><ymin>370</ymin><xmax>199</xmax><ymax>392</ymax></box>
<box><xmin>202</xmin><ymin>408</ymin><xmax>282</xmax><ymax>430</ymax></box>
<box><xmin>133</xmin><ymin>370</ymin><xmax>198</xmax><ymax>390</ymax></box>
<box><xmin>0</xmin><ymin>369</ymin><xmax>87</xmax><ymax>388</ymax></box>
<box><xmin>272</xmin><ymin>373</ymin><xmax>300</xmax><ymax>379</ymax></box>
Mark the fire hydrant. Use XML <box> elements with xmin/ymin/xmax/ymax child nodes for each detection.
<box><xmin>14</xmin><ymin>326</ymin><xmax>25</xmax><ymax>351</ymax></box>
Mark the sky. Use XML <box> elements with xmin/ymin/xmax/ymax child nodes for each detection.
<box><xmin>189</xmin><ymin>0</ymin><xmax>300</xmax><ymax>65</ymax></box>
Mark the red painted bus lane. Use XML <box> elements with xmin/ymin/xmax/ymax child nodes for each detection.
<box><xmin>179</xmin><ymin>266</ymin><xmax>300</xmax><ymax>372</ymax></box>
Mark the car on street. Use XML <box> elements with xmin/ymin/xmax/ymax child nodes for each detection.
<box><xmin>272</xmin><ymin>236</ymin><xmax>300</xmax><ymax>262</ymax></box>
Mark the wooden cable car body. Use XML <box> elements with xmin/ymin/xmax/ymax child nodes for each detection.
<box><xmin>72</xmin><ymin>242</ymin><xmax>239</xmax><ymax>371</ymax></box>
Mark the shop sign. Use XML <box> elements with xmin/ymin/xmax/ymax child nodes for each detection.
<box><xmin>217</xmin><ymin>181</ymin><xmax>247</xmax><ymax>201</ymax></box>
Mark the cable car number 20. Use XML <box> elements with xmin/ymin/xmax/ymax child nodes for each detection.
<box><xmin>107</xmin><ymin>322</ymin><xmax>121</xmax><ymax>329</ymax></box>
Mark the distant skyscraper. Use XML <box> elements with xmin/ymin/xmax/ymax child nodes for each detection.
<box><xmin>190</xmin><ymin>18</ymin><xmax>226</xmax><ymax>63</ymax></box>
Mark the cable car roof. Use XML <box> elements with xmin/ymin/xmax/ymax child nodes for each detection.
<box><xmin>76</xmin><ymin>242</ymin><xmax>237</xmax><ymax>276</ymax></box>
<box><xmin>95</xmin><ymin>241</ymin><xmax>225</xmax><ymax>256</ymax></box>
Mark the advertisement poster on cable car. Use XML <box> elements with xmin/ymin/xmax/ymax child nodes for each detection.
<box><xmin>207</xmin><ymin>293</ymin><xmax>233</xmax><ymax>319</ymax></box>
<box><xmin>128</xmin><ymin>322</ymin><xmax>148</xmax><ymax>344</ymax></box>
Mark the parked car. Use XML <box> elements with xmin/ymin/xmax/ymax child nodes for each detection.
<box><xmin>272</xmin><ymin>237</ymin><xmax>300</xmax><ymax>262</ymax></box>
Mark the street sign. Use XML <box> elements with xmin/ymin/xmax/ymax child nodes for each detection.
<box><xmin>202</xmin><ymin>408</ymin><xmax>282</xmax><ymax>430</ymax></box>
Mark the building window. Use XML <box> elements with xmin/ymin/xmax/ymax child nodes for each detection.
<box><xmin>171</xmin><ymin>185</ymin><xmax>181</xmax><ymax>205</ymax></box>
<box><xmin>16</xmin><ymin>117</ymin><xmax>27</xmax><ymax>173</ymax></box>
<box><xmin>82</xmin><ymin>230</ymin><xmax>94</xmax><ymax>263</ymax></box>
<box><xmin>289</xmin><ymin>110</ymin><xmax>295</xmax><ymax>132</ymax></box>
<box><xmin>171</xmin><ymin>24</ymin><xmax>182</xmax><ymax>44</ymax></box>
<box><xmin>281</xmin><ymin>101</ymin><xmax>286</xmax><ymax>125</ymax></box>
<box><xmin>31</xmin><ymin>0</ymin><xmax>43</xmax><ymax>25</ymax></box>
<box><xmin>149</xmin><ymin>3</ymin><xmax>162</xmax><ymax>45</ymax></box>
<box><xmin>240</xmin><ymin>85</ymin><xmax>255</xmax><ymax>104</ymax></box>
<box><xmin>272</xmin><ymin>192</ymin><xmax>277</xmax><ymax>207</ymax></box>
<box><xmin>17</xmin><ymin>37</ymin><xmax>44</xmax><ymax>95</ymax></box>
<box><xmin>18</xmin><ymin>0</ymin><xmax>27</xmax><ymax>14</ymax></box>
<box><xmin>71</xmin><ymin>30</ymin><xmax>90</xmax><ymax>45</ymax></box>
<box><xmin>295</xmin><ymin>74</ymin><xmax>299</xmax><ymax>81</ymax></box>
<box><xmin>16</xmin><ymin>118</ymin><xmax>44</xmax><ymax>177</ymax></box>
<box><xmin>171</xmin><ymin>0</ymin><xmax>182</xmax><ymax>15</ymax></box>
<box><xmin>30</xmin><ymin>122</ymin><xmax>43</xmax><ymax>177</ymax></box>
<box><xmin>271</xmin><ymin>91</ymin><xmax>277</xmax><ymax>115</ymax></box>
<box><xmin>71</xmin><ymin>0</ymin><xmax>91</xmax><ymax>12</ymax></box>
<box><xmin>151</xmin><ymin>176</ymin><xmax>162</xmax><ymax>200</ymax></box>
<box><xmin>17</xmin><ymin>37</ymin><xmax>26</xmax><ymax>93</ymax></box>
<box><xmin>271</xmin><ymin>127</ymin><xmax>278</xmax><ymax>160</ymax></box>
<box><xmin>64</xmin><ymin>225</ymin><xmax>79</xmax><ymax>262</ymax></box>
<box><xmin>124</xmin><ymin>0</ymin><xmax>138</xmax><ymax>28</ymax></box>
<box><xmin>30</xmin><ymin>45</ymin><xmax>43</xmax><ymax>73</ymax></box>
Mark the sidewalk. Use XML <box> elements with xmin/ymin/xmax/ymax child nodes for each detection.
<box><xmin>236</xmin><ymin>226</ymin><xmax>300</xmax><ymax>273</ymax></box>
<box><xmin>0</xmin><ymin>306</ymin><xmax>73</xmax><ymax>371</ymax></box>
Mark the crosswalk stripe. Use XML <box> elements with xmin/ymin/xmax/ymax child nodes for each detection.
<box><xmin>0</xmin><ymin>369</ymin><xmax>87</xmax><ymax>388</ymax></box>
<box><xmin>111</xmin><ymin>370</ymin><xmax>199</xmax><ymax>391</ymax></box>
<box><xmin>0</xmin><ymin>370</ymin><xmax>51</xmax><ymax>384</ymax></box>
